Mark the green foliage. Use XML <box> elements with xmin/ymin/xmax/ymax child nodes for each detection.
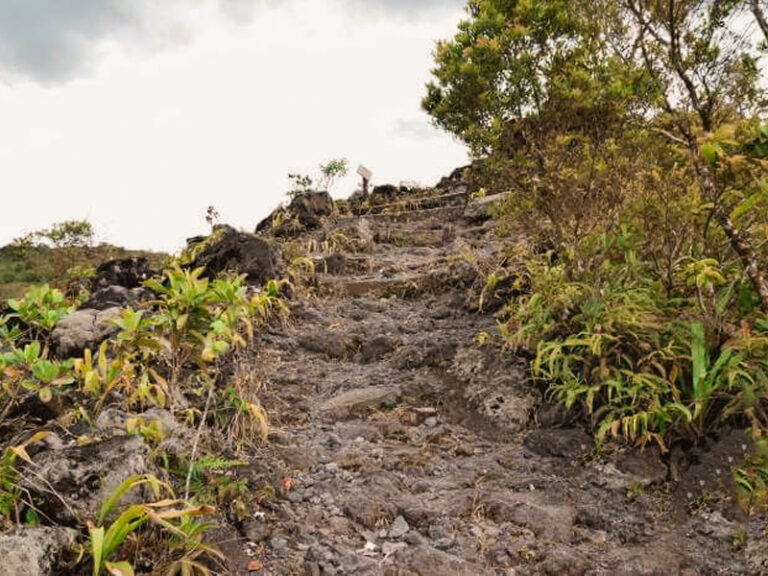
<box><xmin>734</xmin><ymin>436</ymin><xmax>768</xmax><ymax>515</ymax></box>
<box><xmin>287</xmin><ymin>157</ymin><xmax>349</xmax><ymax>198</ymax></box>
<box><xmin>174</xmin><ymin>456</ymin><xmax>247</xmax><ymax>504</ymax></box>
<box><xmin>2</xmin><ymin>341</ymin><xmax>75</xmax><ymax>406</ymax></box>
<box><xmin>36</xmin><ymin>220</ymin><xmax>94</xmax><ymax>249</ymax></box>
<box><xmin>0</xmin><ymin>432</ymin><xmax>49</xmax><ymax>523</ymax></box>
<box><xmin>144</xmin><ymin>266</ymin><xmax>255</xmax><ymax>389</ymax></box>
<box><xmin>501</xmin><ymin>242</ymin><xmax>768</xmax><ymax>449</ymax></box>
<box><xmin>0</xmin><ymin>231</ymin><xmax>166</xmax><ymax>300</ymax></box>
<box><xmin>318</xmin><ymin>158</ymin><xmax>349</xmax><ymax>191</ymax></box>
<box><xmin>7</xmin><ymin>284</ymin><xmax>73</xmax><ymax>338</ymax></box>
<box><xmin>89</xmin><ymin>474</ymin><xmax>219</xmax><ymax>576</ymax></box>
<box><xmin>430</xmin><ymin>0</ymin><xmax>768</xmax><ymax>457</ymax></box>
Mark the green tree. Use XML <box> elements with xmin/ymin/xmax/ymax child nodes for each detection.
<box><xmin>34</xmin><ymin>219</ymin><xmax>94</xmax><ymax>280</ymax></box>
<box><xmin>36</xmin><ymin>219</ymin><xmax>94</xmax><ymax>249</ymax></box>
<box><xmin>425</xmin><ymin>0</ymin><xmax>768</xmax><ymax>311</ymax></box>
<box><xmin>619</xmin><ymin>0</ymin><xmax>768</xmax><ymax>310</ymax></box>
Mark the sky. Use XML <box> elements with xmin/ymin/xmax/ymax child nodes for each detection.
<box><xmin>0</xmin><ymin>0</ymin><xmax>468</xmax><ymax>252</ymax></box>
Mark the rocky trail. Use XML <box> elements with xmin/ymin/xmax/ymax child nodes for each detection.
<box><xmin>3</xmin><ymin>185</ymin><xmax>768</xmax><ymax>576</ymax></box>
<box><xmin>219</xmin><ymin>188</ymin><xmax>768</xmax><ymax>575</ymax></box>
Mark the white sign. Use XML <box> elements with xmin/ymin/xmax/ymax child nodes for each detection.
<box><xmin>357</xmin><ymin>165</ymin><xmax>373</xmax><ymax>181</ymax></box>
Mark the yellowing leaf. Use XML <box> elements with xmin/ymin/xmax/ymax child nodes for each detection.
<box><xmin>106</xmin><ymin>561</ymin><xmax>135</xmax><ymax>576</ymax></box>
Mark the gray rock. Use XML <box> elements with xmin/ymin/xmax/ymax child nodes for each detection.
<box><xmin>463</xmin><ymin>193</ymin><xmax>506</xmax><ymax>222</ymax></box>
<box><xmin>244</xmin><ymin>519</ymin><xmax>272</xmax><ymax>543</ymax></box>
<box><xmin>356</xmin><ymin>335</ymin><xmax>399</xmax><ymax>364</ymax></box>
<box><xmin>21</xmin><ymin>435</ymin><xmax>150</xmax><ymax>523</ymax></box>
<box><xmin>382</xmin><ymin>541</ymin><xmax>408</xmax><ymax>556</ymax></box>
<box><xmin>95</xmin><ymin>407</ymin><xmax>196</xmax><ymax>456</ymax></box>
<box><xmin>391</xmin><ymin>544</ymin><xmax>493</xmax><ymax>575</ymax></box>
<box><xmin>324</xmin><ymin>218</ymin><xmax>375</xmax><ymax>253</ymax></box>
<box><xmin>51</xmin><ymin>306</ymin><xmax>122</xmax><ymax>358</ymax></box>
<box><xmin>452</xmin><ymin>346</ymin><xmax>539</xmax><ymax>433</ymax></box>
<box><xmin>320</xmin><ymin>386</ymin><xmax>400</xmax><ymax>417</ymax></box>
<box><xmin>484</xmin><ymin>494</ymin><xmax>576</xmax><ymax>542</ymax></box>
<box><xmin>270</xmin><ymin>537</ymin><xmax>288</xmax><ymax>550</ymax></box>
<box><xmin>523</xmin><ymin>428</ymin><xmax>592</xmax><ymax>459</ymax></box>
<box><xmin>92</xmin><ymin>257</ymin><xmax>151</xmax><ymax>290</ymax></box>
<box><xmin>0</xmin><ymin>527</ymin><xmax>78</xmax><ymax>576</ymax></box>
<box><xmin>389</xmin><ymin>515</ymin><xmax>410</xmax><ymax>538</ymax></box>
<box><xmin>83</xmin><ymin>285</ymin><xmax>150</xmax><ymax>311</ymax></box>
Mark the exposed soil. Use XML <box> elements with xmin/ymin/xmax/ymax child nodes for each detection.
<box><xmin>220</xmin><ymin>192</ymin><xmax>768</xmax><ymax>575</ymax></box>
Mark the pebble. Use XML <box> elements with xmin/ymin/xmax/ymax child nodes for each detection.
<box><xmin>382</xmin><ymin>541</ymin><xmax>408</xmax><ymax>556</ymax></box>
<box><xmin>388</xmin><ymin>515</ymin><xmax>410</xmax><ymax>539</ymax></box>
<box><xmin>424</xmin><ymin>417</ymin><xmax>438</xmax><ymax>428</ymax></box>
<box><xmin>270</xmin><ymin>537</ymin><xmax>288</xmax><ymax>550</ymax></box>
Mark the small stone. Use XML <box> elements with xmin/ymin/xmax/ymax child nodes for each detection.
<box><xmin>404</xmin><ymin>530</ymin><xmax>427</xmax><ymax>546</ymax></box>
<box><xmin>270</xmin><ymin>537</ymin><xmax>288</xmax><ymax>551</ymax></box>
<box><xmin>244</xmin><ymin>520</ymin><xmax>271</xmax><ymax>543</ymax></box>
<box><xmin>424</xmin><ymin>417</ymin><xmax>438</xmax><ymax>428</ymax></box>
<box><xmin>388</xmin><ymin>515</ymin><xmax>410</xmax><ymax>539</ymax></box>
<box><xmin>382</xmin><ymin>541</ymin><xmax>408</xmax><ymax>556</ymax></box>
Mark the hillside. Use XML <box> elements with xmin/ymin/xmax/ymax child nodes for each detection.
<box><xmin>0</xmin><ymin>179</ymin><xmax>766</xmax><ymax>576</ymax></box>
<box><xmin>0</xmin><ymin>242</ymin><xmax>168</xmax><ymax>301</ymax></box>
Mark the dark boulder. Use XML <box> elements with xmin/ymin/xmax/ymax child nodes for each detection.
<box><xmin>82</xmin><ymin>285</ymin><xmax>152</xmax><ymax>311</ymax></box>
<box><xmin>192</xmin><ymin>229</ymin><xmax>278</xmax><ymax>285</ymax></box>
<box><xmin>436</xmin><ymin>165</ymin><xmax>470</xmax><ymax>191</ymax></box>
<box><xmin>92</xmin><ymin>257</ymin><xmax>152</xmax><ymax>290</ymax></box>
<box><xmin>289</xmin><ymin>191</ymin><xmax>333</xmax><ymax>229</ymax></box>
<box><xmin>257</xmin><ymin>192</ymin><xmax>333</xmax><ymax>236</ymax></box>
<box><xmin>370</xmin><ymin>184</ymin><xmax>400</xmax><ymax>205</ymax></box>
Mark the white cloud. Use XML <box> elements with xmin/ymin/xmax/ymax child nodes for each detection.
<box><xmin>0</xmin><ymin>0</ymin><xmax>468</xmax><ymax>252</ymax></box>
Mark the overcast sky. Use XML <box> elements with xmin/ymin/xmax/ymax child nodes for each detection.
<box><xmin>0</xmin><ymin>0</ymin><xmax>468</xmax><ymax>252</ymax></box>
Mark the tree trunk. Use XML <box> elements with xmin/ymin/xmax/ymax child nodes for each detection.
<box><xmin>693</xmin><ymin>143</ymin><xmax>768</xmax><ymax>312</ymax></box>
<box><xmin>751</xmin><ymin>0</ymin><xmax>768</xmax><ymax>45</ymax></box>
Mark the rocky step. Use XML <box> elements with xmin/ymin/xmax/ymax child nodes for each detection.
<box><xmin>366</xmin><ymin>189</ymin><xmax>468</xmax><ymax>215</ymax></box>
<box><xmin>312</xmin><ymin>254</ymin><xmax>374</xmax><ymax>276</ymax></box>
<box><xmin>371</xmin><ymin>223</ymin><xmax>456</xmax><ymax>248</ymax></box>
<box><xmin>355</xmin><ymin>192</ymin><xmax>505</xmax><ymax>225</ymax></box>
<box><xmin>359</xmin><ymin>203</ymin><xmax>467</xmax><ymax>224</ymax></box>
<box><xmin>317</xmin><ymin>273</ymin><xmax>428</xmax><ymax>298</ymax></box>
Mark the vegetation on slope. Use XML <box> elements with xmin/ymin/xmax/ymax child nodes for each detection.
<box><xmin>0</xmin><ymin>231</ymin><xmax>287</xmax><ymax>573</ymax></box>
<box><xmin>424</xmin><ymin>0</ymin><xmax>768</xmax><ymax>467</ymax></box>
<box><xmin>0</xmin><ymin>219</ymin><xmax>166</xmax><ymax>300</ymax></box>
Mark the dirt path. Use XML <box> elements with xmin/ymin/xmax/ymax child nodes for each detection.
<box><xmin>230</xmin><ymin>193</ymin><xmax>768</xmax><ymax>575</ymax></box>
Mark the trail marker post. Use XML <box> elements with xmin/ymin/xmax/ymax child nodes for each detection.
<box><xmin>357</xmin><ymin>165</ymin><xmax>373</xmax><ymax>197</ymax></box>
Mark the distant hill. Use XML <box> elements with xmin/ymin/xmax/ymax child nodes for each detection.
<box><xmin>0</xmin><ymin>242</ymin><xmax>168</xmax><ymax>300</ymax></box>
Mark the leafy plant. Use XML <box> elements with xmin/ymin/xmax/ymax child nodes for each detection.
<box><xmin>89</xmin><ymin>474</ymin><xmax>219</xmax><ymax>576</ymax></box>
<box><xmin>7</xmin><ymin>284</ymin><xmax>73</xmax><ymax>340</ymax></box>
<box><xmin>143</xmin><ymin>266</ymin><xmax>254</xmax><ymax>391</ymax></box>
<box><xmin>0</xmin><ymin>431</ymin><xmax>50</xmax><ymax>523</ymax></box>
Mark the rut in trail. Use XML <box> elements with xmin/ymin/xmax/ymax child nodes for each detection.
<box><xmin>227</xmin><ymin>187</ymin><xmax>768</xmax><ymax>576</ymax></box>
